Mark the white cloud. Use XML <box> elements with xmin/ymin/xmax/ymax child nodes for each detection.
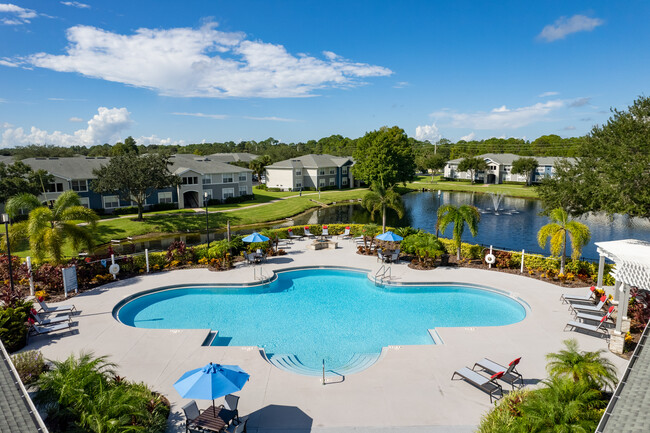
<box><xmin>414</xmin><ymin>123</ymin><xmax>441</xmax><ymax>143</ymax></box>
<box><xmin>569</xmin><ymin>97</ymin><xmax>591</xmax><ymax>107</ymax></box>
<box><xmin>69</xmin><ymin>116</ymin><xmax>84</xmax><ymax>122</ymax></box>
<box><xmin>0</xmin><ymin>3</ymin><xmax>37</xmax><ymax>25</ymax></box>
<box><xmin>22</xmin><ymin>22</ymin><xmax>392</xmax><ymax>98</ymax></box>
<box><xmin>563</xmin><ymin>125</ymin><xmax>576</xmax><ymax>130</ymax></box>
<box><xmin>460</xmin><ymin>132</ymin><xmax>476</xmax><ymax>141</ymax></box>
<box><xmin>136</xmin><ymin>135</ymin><xmax>185</xmax><ymax>147</ymax></box>
<box><xmin>393</xmin><ymin>81</ymin><xmax>409</xmax><ymax>88</ymax></box>
<box><xmin>1</xmin><ymin>107</ymin><xmax>133</xmax><ymax>147</ymax></box>
<box><xmin>538</xmin><ymin>15</ymin><xmax>604</xmax><ymax>42</ymax></box>
<box><xmin>60</xmin><ymin>1</ymin><xmax>90</xmax><ymax>9</ymax></box>
<box><xmin>539</xmin><ymin>91</ymin><xmax>559</xmax><ymax>98</ymax></box>
<box><xmin>431</xmin><ymin>100</ymin><xmax>565</xmax><ymax>130</ymax></box>
<box><xmin>1</xmin><ymin>122</ymin><xmax>12</xmax><ymax>128</ymax></box>
<box><xmin>171</xmin><ymin>112</ymin><xmax>229</xmax><ymax>120</ymax></box>
<box><xmin>243</xmin><ymin>116</ymin><xmax>297</xmax><ymax>122</ymax></box>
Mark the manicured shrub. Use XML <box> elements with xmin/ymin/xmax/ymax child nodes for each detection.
<box><xmin>0</xmin><ymin>300</ymin><xmax>32</xmax><ymax>353</ymax></box>
<box><xmin>11</xmin><ymin>350</ymin><xmax>47</xmax><ymax>385</ymax></box>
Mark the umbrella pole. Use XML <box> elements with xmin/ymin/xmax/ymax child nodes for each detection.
<box><xmin>213</xmin><ymin>399</ymin><xmax>216</xmax><ymax>416</ymax></box>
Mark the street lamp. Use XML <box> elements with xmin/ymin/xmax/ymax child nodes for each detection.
<box><xmin>204</xmin><ymin>192</ymin><xmax>210</xmax><ymax>249</ymax></box>
<box><xmin>2</xmin><ymin>213</ymin><xmax>14</xmax><ymax>294</ymax></box>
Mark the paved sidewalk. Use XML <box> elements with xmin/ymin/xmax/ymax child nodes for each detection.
<box><xmin>25</xmin><ymin>239</ymin><xmax>626</xmax><ymax>432</ymax></box>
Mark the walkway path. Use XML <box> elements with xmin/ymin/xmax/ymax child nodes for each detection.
<box><xmin>25</xmin><ymin>240</ymin><xmax>625</xmax><ymax>432</ymax></box>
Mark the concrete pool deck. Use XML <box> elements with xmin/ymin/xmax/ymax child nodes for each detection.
<box><xmin>26</xmin><ymin>239</ymin><xmax>627</xmax><ymax>432</ymax></box>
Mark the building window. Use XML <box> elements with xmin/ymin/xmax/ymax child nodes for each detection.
<box><xmin>319</xmin><ymin>178</ymin><xmax>326</xmax><ymax>187</ymax></box>
<box><xmin>319</xmin><ymin>169</ymin><xmax>325</xmax><ymax>176</ymax></box>
<box><xmin>238</xmin><ymin>173</ymin><xmax>247</xmax><ymax>182</ymax></box>
<box><xmin>296</xmin><ymin>182</ymin><xmax>302</xmax><ymax>188</ymax></box>
<box><xmin>158</xmin><ymin>192</ymin><xmax>173</xmax><ymax>204</ymax></box>
<box><xmin>47</xmin><ymin>182</ymin><xmax>64</xmax><ymax>192</ymax></box>
<box><xmin>295</xmin><ymin>169</ymin><xmax>302</xmax><ymax>176</ymax></box>
<box><xmin>329</xmin><ymin>178</ymin><xmax>335</xmax><ymax>186</ymax></box>
<box><xmin>222</xmin><ymin>173</ymin><xmax>234</xmax><ymax>183</ymax></box>
<box><xmin>329</xmin><ymin>168</ymin><xmax>335</xmax><ymax>175</ymax></box>
<box><xmin>182</xmin><ymin>176</ymin><xmax>199</xmax><ymax>185</ymax></box>
<box><xmin>202</xmin><ymin>175</ymin><xmax>213</xmax><ymax>185</ymax></box>
<box><xmin>238</xmin><ymin>186</ymin><xmax>248</xmax><ymax>196</ymax></box>
<box><xmin>342</xmin><ymin>177</ymin><xmax>348</xmax><ymax>185</ymax></box>
<box><xmin>103</xmin><ymin>195</ymin><xmax>119</xmax><ymax>209</ymax></box>
<box><xmin>342</xmin><ymin>167</ymin><xmax>348</xmax><ymax>175</ymax></box>
<box><xmin>71</xmin><ymin>180</ymin><xmax>87</xmax><ymax>192</ymax></box>
<box><xmin>79</xmin><ymin>197</ymin><xmax>90</xmax><ymax>208</ymax></box>
<box><xmin>222</xmin><ymin>188</ymin><xmax>235</xmax><ymax>199</ymax></box>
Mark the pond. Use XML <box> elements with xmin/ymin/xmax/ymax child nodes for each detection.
<box><xmin>98</xmin><ymin>191</ymin><xmax>650</xmax><ymax>261</ymax></box>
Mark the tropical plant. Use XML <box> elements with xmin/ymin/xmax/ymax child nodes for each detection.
<box><xmin>511</xmin><ymin>375</ymin><xmax>606</xmax><ymax>432</ymax></box>
<box><xmin>458</xmin><ymin>156</ymin><xmax>488</xmax><ymax>184</ymax></box>
<box><xmin>362</xmin><ymin>183</ymin><xmax>405</xmax><ymax>233</ymax></box>
<box><xmin>511</xmin><ymin>157</ymin><xmax>539</xmax><ymax>186</ymax></box>
<box><xmin>11</xmin><ymin>350</ymin><xmax>47</xmax><ymax>385</ymax></box>
<box><xmin>8</xmin><ymin>191</ymin><xmax>98</xmax><ymax>263</ymax></box>
<box><xmin>537</xmin><ymin>208</ymin><xmax>590</xmax><ymax>274</ymax></box>
<box><xmin>546</xmin><ymin>339</ymin><xmax>618</xmax><ymax>390</ymax></box>
<box><xmin>0</xmin><ymin>300</ymin><xmax>31</xmax><ymax>352</ymax></box>
<box><xmin>436</xmin><ymin>204</ymin><xmax>481</xmax><ymax>259</ymax></box>
<box><xmin>249</xmin><ymin>155</ymin><xmax>272</xmax><ymax>181</ymax></box>
<box><xmin>401</xmin><ymin>232</ymin><xmax>445</xmax><ymax>266</ymax></box>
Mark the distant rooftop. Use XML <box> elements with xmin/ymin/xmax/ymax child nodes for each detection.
<box><xmin>267</xmin><ymin>154</ymin><xmax>353</xmax><ymax>169</ymax></box>
<box><xmin>447</xmin><ymin>153</ymin><xmax>572</xmax><ymax>166</ymax></box>
<box><xmin>169</xmin><ymin>154</ymin><xmax>252</xmax><ymax>175</ymax></box>
<box><xmin>22</xmin><ymin>156</ymin><xmax>110</xmax><ymax>180</ymax></box>
<box><xmin>207</xmin><ymin>153</ymin><xmax>258</xmax><ymax>163</ymax></box>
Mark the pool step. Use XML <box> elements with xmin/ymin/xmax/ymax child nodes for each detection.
<box><xmin>267</xmin><ymin>353</ymin><xmax>381</xmax><ymax>377</ymax></box>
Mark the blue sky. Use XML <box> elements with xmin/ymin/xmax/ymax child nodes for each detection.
<box><xmin>0</xmin><ymin>0</ymin><xmax>648</xmax><ymax>148</ymax></box>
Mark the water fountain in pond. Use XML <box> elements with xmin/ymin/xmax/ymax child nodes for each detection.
<box><xmin>480</xmin><ymin>193</ymin><xmax>519</xmax><ymax>215</ymax></box>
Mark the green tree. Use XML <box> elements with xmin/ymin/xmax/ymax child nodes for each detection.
<box><xmin>511</xmin><ymin>157</ymin><xmax>539</xmax><ymax>186</ymax></box>
<box><xmin>416</xmin><ymin>152</ymin><xmax>447</xmax><ymax>180</ymax></box>
<box><xmin>436</xmin><ymin>204</ymin><xmax>480</xmax><ymax>259</ymax></box>
<box><xmin>92</xmin><ymin>154</ymin><xmax>181</xmax><ymax>220</ymax></box>
<box><xmin>8</xmin><ymin>191</ymin><xmax>98</xmax><ymax>263</ymax></box>
<box><xmin>537</xmin><ymin>208</ymin><xmax>590</xmax><ymax>274</ymax></box>
<box><xmin>546</xmin><ymin>339</ymin><xmax>618</xmax><ymax>390</ymax></box>
<box><xmin>362</xmin><ymin>183</ymin><xmax>405</xmax><ymax>233</ymax></box>
<box><xmin>457</xmin><ymin>157</ymin><xmax>488</xmax><ymax>184</ymax></box>
<box><xmin>352</xmin><ymin>126</ymin><xmax>416</xmax><ymax>188</ymax></box>
<box><xmin>111</xmin><ymin>136</ymin><xmax>139</xmax><ymax>156</ymax></box>
<box><xmin>539</xmin><ymin>96</ymin><xmax>650</xmax><ymax>218</ymax></box>
<box><xmin>249</xmin><ymin>155</ymin><xmax>272</xmax><ymax>181</ymax></box>
<box><xmin>0</xmin><ymin>161</ymin><xmax>52</xmax><ymax>205</ymax></box>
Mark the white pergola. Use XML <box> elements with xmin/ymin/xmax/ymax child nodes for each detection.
<box><xmin>596</xmin><ymin>239</ymin><xmax>650</xmax><ymax>334</ymax></box>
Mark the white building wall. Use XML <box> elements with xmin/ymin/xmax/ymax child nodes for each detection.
<box><xmin>266</xmin><ymin>168</ymin><xmax>295</xmax><ymax>190</ymax></box>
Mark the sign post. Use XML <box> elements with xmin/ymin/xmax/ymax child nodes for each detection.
<box><xmin>26</xmin><ymin>256</ymin><xmax>35</xmax><ymax>296</ymax></box>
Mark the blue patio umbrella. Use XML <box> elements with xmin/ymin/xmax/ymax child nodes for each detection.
<box><xmin>375</xmin><ymin>231</ymin><xmax>404</xmax><ymax>242</ymax></box>
<box><xmin>242</xmin><ymin>232</ymin><xmax>270</xmax><ymax>243</ymax></box>
<box><xmin>174</xmin><ymin>363</ymin><xmax>250</xmax><ymax>412</ymax></box>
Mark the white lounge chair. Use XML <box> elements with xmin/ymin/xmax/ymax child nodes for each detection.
<box><xmin>575</xmin><ymin>306</ymin><xmax>615</xmax><ymax>324</ymax></box>
<box><xmin>339</xmin><ymin>227</ymin><xmax>352</xmax><ymax>240</ymax></box>
<box><xmin>452</xmin><ymin>367</ymin><xmax>504</xmax><ymax>403</ymax></box>
<box><xmin>560</xmin><ymin>286</ymin><xmax>596</xmax><ymax>304</ymax></box>
<box><xmin>472</xmin><ymin>357</ymin><xmax>523</xmax><ymax>390</ymax></box>
<box><xmin>29</xmin><ymin>320</ymin><xmax>71</xmax><ymax>336</ymax></box>
<box><xmin>287</xmin><ymin>228</ymin><xmax>302</xmax><ymax>241</ymax></box>
<box><xmin>321</xmin><ymin>225</ymin><xmax>329</xmax><ymax>238</ymax></box>
<box><xmin>564</xmin><ymin>314</ymin><xmax>610</xmax><ymax>337</ymax></box>
<box><xmin>303</xmin><ymin>227</ymin><xmax>315</xmax><ymax>237</ymax></box>
<box><xmin>30</xmin><ymin>308</ymin><xmax>70</xmax><ymax>326</ymax></box>
<box><xmin>570</xmin><ymin>295</ymin><xmax>607</xmax><ymax>315</ymax></box>
<box><xmin>37</xmin><ymin>298</ymin><xmax>76</xmax><ymax>314</ymax></box>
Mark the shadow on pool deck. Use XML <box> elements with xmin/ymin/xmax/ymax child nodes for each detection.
<box><xmin>245</xmin><ymin>404</ymin><xmax>313</xmax><ymax>432</ymax></box>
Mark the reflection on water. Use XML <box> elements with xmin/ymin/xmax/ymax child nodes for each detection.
<box><xmin>98</xmin><ymin>191</ymin><xmax>650</xmax><ymax>261</ymax></box>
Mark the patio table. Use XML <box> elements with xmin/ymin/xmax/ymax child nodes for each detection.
<box><xmin>193</xmin><ymin>406</ymin><xmax>236</xmax><ymax>432</ymax></box>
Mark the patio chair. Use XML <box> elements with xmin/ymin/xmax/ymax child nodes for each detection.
<box><xmin>224</xmin><ymin>394</ymin><xmax>241</xmax><ymax>424</ymax></box>
<box><xmin>28</xmin><ymin>320</ymin><xmax>72</xmax><ymax>336</ymax></box>
<box><xmin>37</xmin><ymin>298</ymin><xmax>76</xmax><ymax>314</ymax></box>
<box><xmin>321</xmin><ymin>225</ymin><xmax>330</xmax><ymax>238</ymax></box>
<box><xmin>570</xmin><ymin>295</ymin><xmax>607</xmax><ymax>315</ymax></box>
<box><xmin>226</xmin><ymin>419</ymin><xmax>247</xmax><ymax>433</ymax></box>
<box><xmin>472</xmin><ymin>357</ymin><xmax>523</xmax><ymax>390</ymax></box>
<box><xmin>452</xmin><ymin>367</ymin><xmax>504</xmax><ymax>403</ymax></box>
<box><xmin>560</xmin><ymin>286</ymin><xmax>596</xmax><ymax>304</ymax></box>
<box><xmin>390</xmin><ymin>249</ymin><xmax>400</xmax><ymax>263</ymax></box>
<box><xmin>564</xmin><ymin>314</ymin><xmax>610</xmax><ymax>337</ymax></box>
<box><xmin>244</xmin><ymin>252</ymin><xmax>256</xmax><ymax>266</ymax></box>
<box><xmin>287</xmin><ymin>228</ymin><xmax>302</xmax><ymax>241</ymax></box>
<box><xmin>30</xmin><ymin>308</ymin><xmax>70</xmax><ymax>326</ymax></box>
<box><xmin>377</xmin><ymin>249</ymin><xmax>386</xmax><ymax>263</ymax></box>
<box><xmin>303</xmin><ymin>226</ymin><xmax>315</xmax><ymax>237</ymax></box>
<box><xmin>339</xmin><ymin>227</ymin><xmax>352</xmax><ymax>240</ymax></box>
<box><xmin>181</xmin><ymin>400</ymin><xmax>202</xmax><ymax>433</ymax></box>
<box><xmin>575</xmin><ymin>306</ymin><xmax>615</xmax><ymax>324</ymax></box>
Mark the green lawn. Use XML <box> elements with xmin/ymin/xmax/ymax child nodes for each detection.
<box><xmin>404</xmin><ymin>175</ymin><xmax>539</xmax><ymax>199</ymax></box>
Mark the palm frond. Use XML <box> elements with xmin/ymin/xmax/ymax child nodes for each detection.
<box><xmin>60</xmin><ymin>206</ymin><xmax>99</xmax><ymax>226</ymax></box>
<box><xmin>5</xmin><ymin>193</ymin><xmax>42</xmax><ymax>219</ymax></box>
<box><xmin>52</xmin><ymin>190</ymin><xmax>82</xmax><ymax>219</ymax></box>
<box><xmin>61</xmin><ymin>222</ymin><xmax>94</xmax><ymax>252</ymax></box>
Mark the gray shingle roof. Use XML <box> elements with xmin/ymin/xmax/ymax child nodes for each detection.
<box><xmin>446</xmin><ymin>153</ymin><xmax>571</xmax><ymax>166</ymax></box>
<box><xmin>0</xmin><ymin>155</ymin><xmax>15</xmax><ymax>165</ymax></box>
<box><xmin>169</xmin><ymin>154</ymin><xmax>252</xmax><ymax>175</ymax></box>
<box><xmin>598</xmin><ymin>322</ymin><xmax>650</xmax><ymax>433</ymax></box>
<box><xmin>22</xmin><ymin>156</ymin><xmax>110</xmax><ymax>180</ymax></box>
<box><xmin>207</xmin><ymin>153</ymin><xmax>258</xmax><ymax>163</ymax></box>
<box><xmin>267</xmin><ymin>154</ymin><xmax>353</xmax><ymax>169</ymax></box>
<box><xmin>0</xmin><ymin>341</ymin><xmax>48</xmax><ymax>433</ymax></box>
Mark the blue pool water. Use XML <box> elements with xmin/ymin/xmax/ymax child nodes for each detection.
<box><xmin>117</xmin><ymin>269</ymin><xmax>526</xmax><ymax>370</ymax></box>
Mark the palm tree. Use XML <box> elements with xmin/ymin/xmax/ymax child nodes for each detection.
<box><xmin>513</xmin><ymin>375</ymin><xmax>605</xmax><ymax>432</ymax></box>
<box><xmin>546</xmin><ymin>339</ymin><xmax>618</xmax><ymax>390</ymax></box>
<box><xmin>9</xmin><ymin>191</ymin><xmax>98</xmax><ymax>263</ymax></box>
<box><xmin>537</xmin><ymin>208</ymin><xmax>590</xmax><ymax>274</ymax></box>
<box><xmin>436</xmin><ymin>204</ymin><xmax>480</xmax><ymax>260</ymax></box>
<box><xmin>362</xmin><ymin>183</ymin><xmax>405</xmax><ymax>233</ymax></box>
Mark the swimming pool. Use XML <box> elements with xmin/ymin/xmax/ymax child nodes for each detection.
<box><xmin>116</xmin><ymin>268</ymin><xmax>526</xmax><ymax>372</ymax></box>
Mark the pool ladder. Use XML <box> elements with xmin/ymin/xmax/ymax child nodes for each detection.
<box><xmin>374</xmin><ymin>265</ymin><xmax>391</xmax><ymax>285</ymax></box>
<box><xmin>253</xmin><ymin>266</ymin><xmax>268</xmax><ymax>281</ymax></box>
